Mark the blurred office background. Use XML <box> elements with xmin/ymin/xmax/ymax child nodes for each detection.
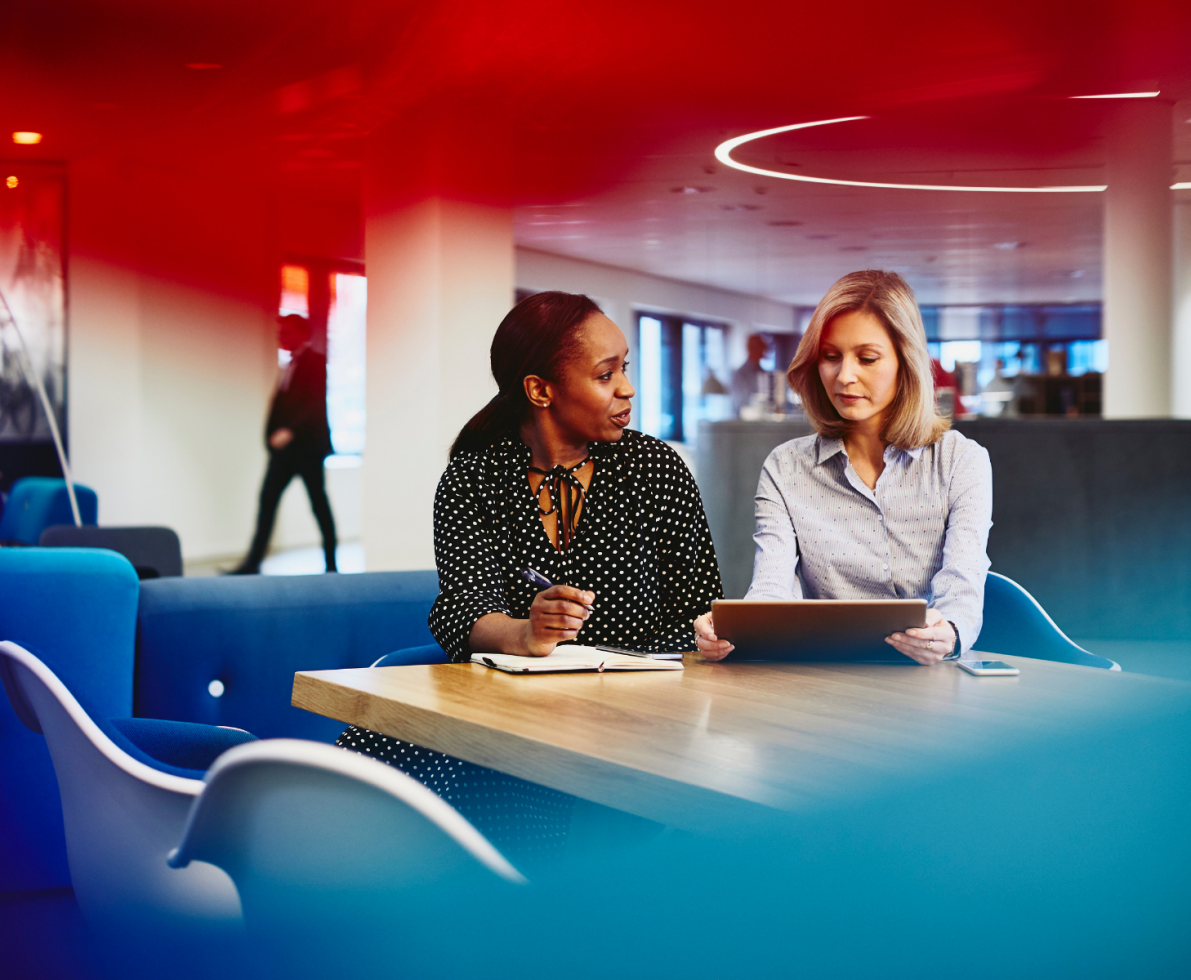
<box><xmin>2</xmin><ymin>0</ymin><xmax>1191</xmax><ymax>650</ymax></box>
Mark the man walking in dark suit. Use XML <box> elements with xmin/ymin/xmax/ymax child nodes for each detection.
<box><xmin>230</xmin><ymin>314</ymin><xmax>337</xmax><ymax>574</ymax></box>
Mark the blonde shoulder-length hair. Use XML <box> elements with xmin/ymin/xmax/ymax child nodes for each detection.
<box><xmin>788</xmin><ymin>270</ymin><xmax>949</xmax><ymax>449</ymax></box>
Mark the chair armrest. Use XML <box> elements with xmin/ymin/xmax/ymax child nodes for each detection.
<box><xmin>371</xmin><ymin>644</ymin><xmax>450</xmax><ymax>668</ymax></box>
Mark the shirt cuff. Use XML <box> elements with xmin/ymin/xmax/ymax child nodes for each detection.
<box><xmin>430</xmin><ymin>594</ymin><xmax>512</xmax><ymax>663</ymax></box>
<box><xmin>945</xmin><ymin>621</ymin><xmax>961</xmax><ymax>660</ymax></box>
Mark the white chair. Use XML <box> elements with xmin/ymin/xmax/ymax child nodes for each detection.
<box><xmin>168</xmin><ymin>738</ymin><xmax>525</xmax><ymax>927</ymax></box>
<box><xmin>0</xmin><ymin>640</ymin><xmax>242</xmax><ymax>934</ymax></box>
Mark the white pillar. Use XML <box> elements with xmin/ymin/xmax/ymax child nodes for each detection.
<box><xmin>361</xmin><ymin>109</ymin><xmax>514</xmax><ymax>571</ymax></box>
<box><xmin>1173</xmin><ymin>200</ymin><xmax>1191</xmax><ymax>417</ymax></box>
<box><xmin>1102</xmin><ymin>100</ymin><xmax>1173</xmax><ymax>418</ymax></box>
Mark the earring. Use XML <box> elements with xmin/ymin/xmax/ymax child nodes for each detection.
<box><xmin>542</xmin><ymin>402</ymin><xmax>551</xmax><ymax>408</ymax></box>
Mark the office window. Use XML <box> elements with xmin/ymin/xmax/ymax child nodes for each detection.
<box><xmin>1067</xmin><ymin>339</ymin><xmax>1109</xmax><ymax>376</ymax></box>
<box><xmin>327</xmin><ymin>273</ymin><xmax>367</xmax><ymax>457</ymax></box>
<box><xmin>636</xmin><ymin>312</ymin><xmax>729</xmax><ymax>442</ymax></box>
<box><xmin>638</xmin><ymin>316</ymin><xmax>666</xmax><ymax>438</ymax></box>
<box><xmin>278</xmin><ymin>263</ymin><xmax>309</xmax><ymax>370</ymax></box>
<box><xmin>756</xmin><ymin>332</ymin><xmax>800</xmax><ymax>378</ymax></box>
<box><xmin>937</xmin><ymin>340</ymin><xmax>983</xmax><ymax>372</ymax></box>
<box><xmin>923</xmin><ymin>302</ymin><xmax>1105</xmax><ymax>415</ymax></box>
<box><xmin>280</xmin><ymin>264</ymin><xmax>309</xmax><ymax>317</ymax></box>
<box><xmin>277</xmin><ymin>262</ymin><xmax>366</xmax><ymax>461</ymax></box>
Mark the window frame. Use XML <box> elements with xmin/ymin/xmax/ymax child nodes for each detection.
<box><xmin>633</xmin><ymin>310</ymin><xmax>729</xmax><ymax>443</ymax></box>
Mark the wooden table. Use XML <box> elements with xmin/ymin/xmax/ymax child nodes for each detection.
<box><xmin>293</xmin><ymin>655</ymin><xmax>1189</xmax><ymax>831</ymax></box>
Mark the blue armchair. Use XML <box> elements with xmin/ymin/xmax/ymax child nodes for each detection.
<box><xmin>0</xmin><ymin>547</ymin><xmax>139</xmax><ymax>890</ymax></box>
<box><xmin>0</xmin><ymin>478</ymin><xmax>98</xmax><ymax>545</ymax></box>
<box><xmin>0</xmin><ymin>548</ymin><xmax>260</xmax><ymax>892</ymax></box>
<box><xmin>4</xmin><ymin>552</ymin><xmax>444</xmax><ymax>892</ymax></box>
<box><xmin>979</xmin><ymin>571</ymin><xmax>1118</xmax><ymax>670</ymax></box>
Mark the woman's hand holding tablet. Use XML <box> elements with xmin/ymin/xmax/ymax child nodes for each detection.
<box><xmin>884</xmin><ymin>608</ymin><xmax>956</xmax><ymax>664</ymax></box>
<box><xmin>693</xmin><ymin>611</ymin><xmax>734</xmax><ymax>661</ymax></box>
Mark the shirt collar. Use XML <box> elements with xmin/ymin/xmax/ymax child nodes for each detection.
<box><xmin>815</xmin><ymin>436</ymin><xmax>847</xmax><ymax>465</ymax></box>
<box><xmin>815</xmin><ymin>435</ymin><xmax>925</xmax><ymax>464</ymax></box>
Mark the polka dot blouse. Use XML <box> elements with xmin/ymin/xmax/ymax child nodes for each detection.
<box><xmin>428</xmin><ymin>428</ymin><xmax>724</xmax><ymax>662</ymax></box>
<box><xmin>335</xmin><ymin>726</ymin><xmax>574</xmax><ymax>872</ymax></box>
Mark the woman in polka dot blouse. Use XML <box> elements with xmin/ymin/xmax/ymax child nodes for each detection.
<box><xmin>695</xmin><ymin>270</ymin><xmax>993</xmax><ymax>666</ymax></box>
<box><xmin>339</xmin><ymin>290</ymin><xmax>723</xmax><ymax>871</ymax></box>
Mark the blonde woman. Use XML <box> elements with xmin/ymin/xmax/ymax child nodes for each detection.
<box><xmin>695</xmin><ymin>270</ymin><xmax>992</xmax><ymax>665</ymax></box>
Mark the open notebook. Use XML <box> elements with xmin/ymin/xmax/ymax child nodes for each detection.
<box><xmin>471</xmin><ymin>645</ymin><xmax>685</xmax><ymax>674</ymax></box>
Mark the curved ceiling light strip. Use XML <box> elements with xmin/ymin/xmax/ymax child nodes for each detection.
<box><xmin>714</xmin><ymin>116</ymin><xmax>1108</xmax><ymax>193</ymax></box>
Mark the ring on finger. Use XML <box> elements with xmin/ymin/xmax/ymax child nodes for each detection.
<box><xmin>927</xmin><ymin>640</ymin><xmax>935</xmax><ymax>651</ymax></box>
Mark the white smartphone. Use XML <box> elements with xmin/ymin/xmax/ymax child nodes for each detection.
<box><xmin>957</xmin><ymin>659</ymin><xmax>1020</xmax><ymax>676</ymax></box>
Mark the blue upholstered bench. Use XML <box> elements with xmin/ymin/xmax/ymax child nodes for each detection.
<box><xmin>134</xmin><ymin>570</ymin><xmax>441</xmax><ymax>743</ymax></box>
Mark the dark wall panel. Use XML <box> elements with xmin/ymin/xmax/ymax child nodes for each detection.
<box><xmin>696</xmin><ymin>419</ymin><xmax>814</xmax><ymax>600</ymax></box>
<box><xmin>953</xmin><ymin>419</ymin><xmax>1191</xmax><ymax>641</ymax></box>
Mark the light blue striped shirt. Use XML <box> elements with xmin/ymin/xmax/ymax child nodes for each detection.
<box><xmin>745</xmin><ymin>429</ymin><xmax>993</xmax><ymax>654</ymax></box>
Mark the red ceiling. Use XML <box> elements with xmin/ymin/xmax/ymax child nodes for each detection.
<box><xmin>3</xmin><ymin>0</ymin><xmax>1190</xmax><ymax>300</ymax></box>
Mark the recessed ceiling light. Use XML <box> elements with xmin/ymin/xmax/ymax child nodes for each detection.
<box><xmin>12</xmin><ymin>132</ymin><xmax>42</xmax><ymax>145</ymax></box>
<box><xmin>1070</xmin><ymin>91</ymin><xmax>1159</xmax><ymax>99</ymax></box>
<box><xmin>671</xmin><ymin>186</ymin><xmax>714</xmax><ymax>194</ymax></box>
<box><xmin>5</xmin><ymin>176</ymin><xmax>17</xmax><ymax>189</ymax></box>
<box><xmin>993</xmin><ymin>241</ymin><xmax>1023</xmax><ymax>250</ymax></box>
<box><xmin>185</xmin><ymin>63</ymin><xmax>223</xmax><ymax>70</ymax></box>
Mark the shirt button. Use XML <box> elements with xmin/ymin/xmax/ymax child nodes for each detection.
<box><xmin>882</xmin><ymin>564</ymin><xmax>889</xmax><ymax>571</ymax></box>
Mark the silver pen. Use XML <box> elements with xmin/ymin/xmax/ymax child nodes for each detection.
<box><xmin>520</xmin><ymin>567</ymin><xmax>594</xmax><ymax>613</ymax></box>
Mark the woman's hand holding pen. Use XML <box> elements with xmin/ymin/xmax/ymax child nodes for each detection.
<box><xmin>523</xmin><ymin>585</ymin><xmax>596</xmax><ymax>656</ymax></box>
<box><xmin>693</xmin><ymin>612</ymin><xmax>733</xmax><ymax>661</ymax></box>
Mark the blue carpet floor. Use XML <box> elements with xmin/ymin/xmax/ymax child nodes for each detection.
<box><xmin>0</xmin><ymin>887</ymin><xmax>98</xmax><ymax>979</ymax></box>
